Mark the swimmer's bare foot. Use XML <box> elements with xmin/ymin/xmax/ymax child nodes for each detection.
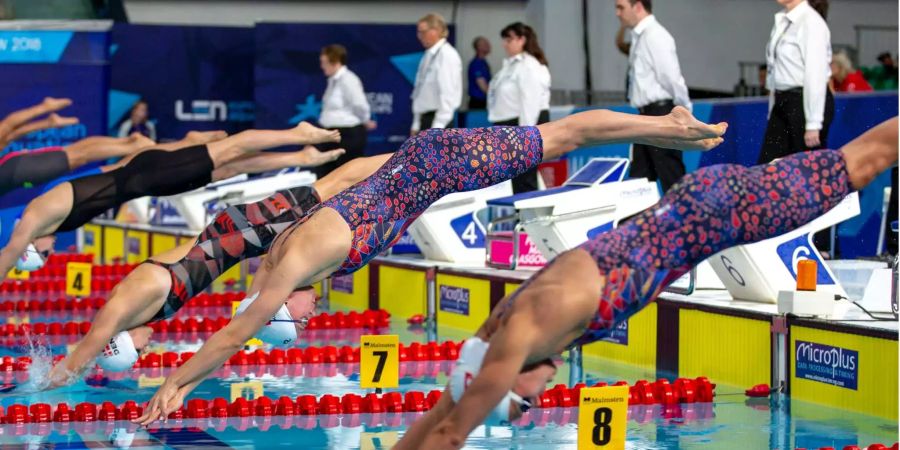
<box><xmin>185</xmin><ymin>130</ymin><xmax>228</xmax><ymax>145</ymax></box>
<box><xmin>644</xmin><ymin>106</ymin><xmax>728</xmax><ymax>151</ymax></box>
<box><xmin>48</xmin><ymin>113</ymin><xmax>79</xmax><ymax>128</ymax></box>
<box><xmin>839</xmin><ymin>117</ymin><xmax>898</xmax><ymax>190</ymax></box>
<box><xmin>42</xmin><ymin>97</ymin><xmax>73</xmax><ymax>112</ymax></box>
<box><xmin>293</xmin><ymin>121</ymin><xmax>341</xmax><ymax>144</ymax></box>
<box><xmin>129</xmin><ymin>132</ymin><xmax>156</xmax><ymax>150</ymax></box>
<box><xmin>297</xmin><ymin>145</ymin><xmax>345</xmax><ymax>167</ymax></box>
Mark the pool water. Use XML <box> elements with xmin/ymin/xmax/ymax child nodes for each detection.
<box><xmin>0</xmin><ymin>306</ymin><xmax>896</xmax><ymax>449</ymax></box>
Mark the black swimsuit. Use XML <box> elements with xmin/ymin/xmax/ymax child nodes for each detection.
<box><xmin>57</xmin><ymin>145</ymin><xmax>214</xmax><ymax>232</ymax></box>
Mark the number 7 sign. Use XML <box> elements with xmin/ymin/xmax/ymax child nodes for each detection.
<box><xmin>360</xmin><ymin>335</ymin><xmax>399</xmax><ymax>389</ymax></box>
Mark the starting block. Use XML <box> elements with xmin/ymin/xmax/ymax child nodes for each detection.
<box><xmin>707</xmin><ymin>192</ymin><xmax>860</xmax><ymax>304</ymax></box>
<box><xmin>406</xmin><ymin>181</ymin><xmax>512</xmax><ymax>264</ymax></box>
<box><xmin>485</xmin><ymin>158</ymin><xmax>660</xmax><ymax>269</ymax></box>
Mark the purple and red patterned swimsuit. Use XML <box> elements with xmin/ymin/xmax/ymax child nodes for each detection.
<box><xmin>566</xmin><ymin>149</ymin><xmax>852</xmax><ymax>346</ymax></box>
<box><xmin>280</xmin><ymin>126</ymin><xmax>544</xmax><ymax>275</ymax></box>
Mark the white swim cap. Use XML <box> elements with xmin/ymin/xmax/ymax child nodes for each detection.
<box><xmin>97</xmin><ymin>331</ymin><xmax>139</xmax><ymax>372</ymax></box>
<box><xmin>235</xmin><ymin>292</ymin><xmax>297</xmax><ymax>346</ymax></box>
<box><xmin>449</xmin><ymin>338</ymin><xmax>524</xmax><ymax>425</ymax></box>
<box><xmin>16</xmin><ymin>244</ymin><xmax>45</xmax><ymax>271</ymax></box>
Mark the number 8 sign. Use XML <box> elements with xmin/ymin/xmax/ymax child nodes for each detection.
<box><xmin>578</xmin><ymin>385</ymin><xmax>628</xmax><ymax>449</ymax></box>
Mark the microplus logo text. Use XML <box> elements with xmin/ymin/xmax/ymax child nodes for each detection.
<box><xmin>795</xmin><ymin>340</ymin><xmax>858</xmax><ymax>390</ymax></box>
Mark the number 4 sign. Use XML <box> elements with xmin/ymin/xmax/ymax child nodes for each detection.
<box><xmin>66</xmin><ymin>262</ymin><xmax>92</xmax><ymax>297</ymax></box>
<box><xmin>360</xmin><ymin>334</ymin><xmax>399</xmax><ymax>389</ymax></box>
<box><xmin>578</xmin><ymin>385</ymin><xmax>628</xmax><ymax>449</ymax></box>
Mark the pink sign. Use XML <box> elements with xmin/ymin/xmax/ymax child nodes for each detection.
<box><xmin>488</xmin><ymin>232</ymin><xmax>547</xmax><ymax>268</ymax></box>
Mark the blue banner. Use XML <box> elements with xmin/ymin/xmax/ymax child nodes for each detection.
<box><xmin>254</xmin><ymin>23</ymin><xmax>453</xmax><ymax>154</ymax></box>
<box><xmin>109</xmin><ymin>24</ymin><xmax>255</xmax><ymax>140</ymax></box>
<box><xmin>0</xmin><ymin>30</ymin><xmax>109</xmax><ymax>154</ymax></box>
<box><xmin>795</xmin><ymin>340</ymin><xmax>858</xmax><ymax>390</ymax></box>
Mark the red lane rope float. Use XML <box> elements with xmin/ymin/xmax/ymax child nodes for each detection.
<box><xmin>0</xmin><ymin>377</ymin><xmax>717</xmax><ymax>424</ymax></box>
<box><xmin>0</xmin><ymin>403</ymin><xmax>717</xmax><ymax>435</ymax></box>
<box><xmin>0</xmin><ymin>309</ymin><xmax>391</xmax><ymax>338</ymax></box>
<box><xmin>794</xmin><ymin>445</ymin><xmax>898</xmax><ymax>450</ymax></box>
<box><xmin>0</xmin><ymin>292</ymin><xmax>243</xmax><ymax>313</ymax></box>
<box><xmin>1</xmin><ymin>340</ymin><xmax>459</xmax><ymax>374</ymax></box>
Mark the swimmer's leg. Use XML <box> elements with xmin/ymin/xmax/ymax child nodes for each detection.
<box><xmin>0</xmin><ymin>97</ymin><xmax>72</xmax><ymax>143</ymax></box>
<box><xmin>62</xmin><ymin>134</ymin><xmax>155</xmax><ymax>169</ymax></box>
<box><xmin>204</xmin><ymin>123</ymin><xmax>341</xmax><ymax>168</ymax></box>
<box><xmin>210</xmin><ymin>145</ymin><xmax>345</xmax><ymax>181</ymax></box>
<box><xmin>2</xmin><ymin>113</ymin><xmax>79</xmax><ymax>144</ymax></box>
<box><xmin>537</xmin><ymin>106</ymin><xmax>727</xmax><ymax>160</ymax></box>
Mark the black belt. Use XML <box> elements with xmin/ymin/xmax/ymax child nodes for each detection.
<box><xmin>638</xmin><ymin>99</ymin><xmax>674</xmax><ymax>114</ymax></box>
<box><xmin>775</xmin><ymin>87</ymin><xmax>803</xmax><ymax>95</ymax></box>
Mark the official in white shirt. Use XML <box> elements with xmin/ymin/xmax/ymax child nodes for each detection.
<box><xmin>488</xmin><ymin>22</ymin><xmax>551</xmax><ymax>193</ymax></box>
<box><xmin>759</xmin><ymin>0</ymin><xmax>834</xmax><ymax>164</ymax></box>
<box><xmin>317</xmin><ymin>44</ymin><xmax>375</xmax><ymax>177</ymax></box>
<box><xmin>411</xmin><ymin>13</ymin><xmax>462</xmax><ymax>134</ymax></box>
<box><xmin>762</xmin><ymin>0</ymin><xmax>834</xmax><ymax>255</ymax></box>
<box><xmin>615</xmin><ymin>0</ymin><xmax>691</xmax><ymax>193</ymax></box>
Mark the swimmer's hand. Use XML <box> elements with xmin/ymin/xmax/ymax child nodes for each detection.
<box><xmin>44</xmin><ymin>358</ymin><xmax>82</xmax><ymax>390</ymax></box>
<box><xmin>642</xmin><ymin>106</ymin><xmax>728</xmax><ymax>151</ymax></box>
<box><xmin>134</xmin><ymin>379</ymin><xmax>193</xmax><ymax>426</ymax></box>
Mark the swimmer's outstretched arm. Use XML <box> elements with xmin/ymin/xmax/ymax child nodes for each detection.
<box><xmin>0</xmin><ymin>187</ymin><xmax>72</xmax><ymax>278</ymax></box>
<box><xmin>135</xmin><ymin>214</ymin><xmax>350</xmax><ymax>426</ymax></box>
<box><xmin>133</xmin><ymin>253</ymin><xmax>305</xmax><ymax>425</ymax></box>
<box><xmin>47</xmin><ymin>243</ymin><xmax>190</xmax><ymax>387</ymax></box>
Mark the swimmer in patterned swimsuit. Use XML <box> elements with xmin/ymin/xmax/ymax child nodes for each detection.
<box><xmin>138</xmin><ymin>106</ymin><xmax>730</xmax><ymax>424</ymax></box>
<box><xmin>394</xmin><ymin>117</ymin><xmax>900</xmax><ymax>450</ymax></box>
<box><xmin>47</xmin><ymin>153</ymin><xmax>391</xmax><ymax>387</ymax></box>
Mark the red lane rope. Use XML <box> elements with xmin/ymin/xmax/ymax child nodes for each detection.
<box><xmin>0</xmin><ymin>292</ymin><xmax>241</xmax><ymax>313</ymax></box>
<box><xmin>1</xmin><ymin>340</ymin><xmax>458</xmax><ymax>374</ymax></box>
<box><xmin>0</xmin><ymin>309</ymin><xmax>391</xmax><ymax>338</ymax></box>
<box><xmin>0</xmin><ymin>377</ymin><xmax>717</xmax><ymax>424</ymax></box>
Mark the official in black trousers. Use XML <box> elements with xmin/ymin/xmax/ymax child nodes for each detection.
<box><xmin>616</xmin><ymin>0</ymin><xmax>693</xmax><ymax>193</ymax></box>
<box><xmin>760</xmin><ymin>0</ymin><xmax>833</xmax><ymax>252</ymax></box>
<box><xmin>316</xmin><ymin>44</ymin><xmax>374</xmax><ymax>178</ymax></box>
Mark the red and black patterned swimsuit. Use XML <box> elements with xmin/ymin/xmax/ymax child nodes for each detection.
<box><xmin>147</xmin><ymin>186</ymin><xmax>320</xmax><ymax>320</ymax></box>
